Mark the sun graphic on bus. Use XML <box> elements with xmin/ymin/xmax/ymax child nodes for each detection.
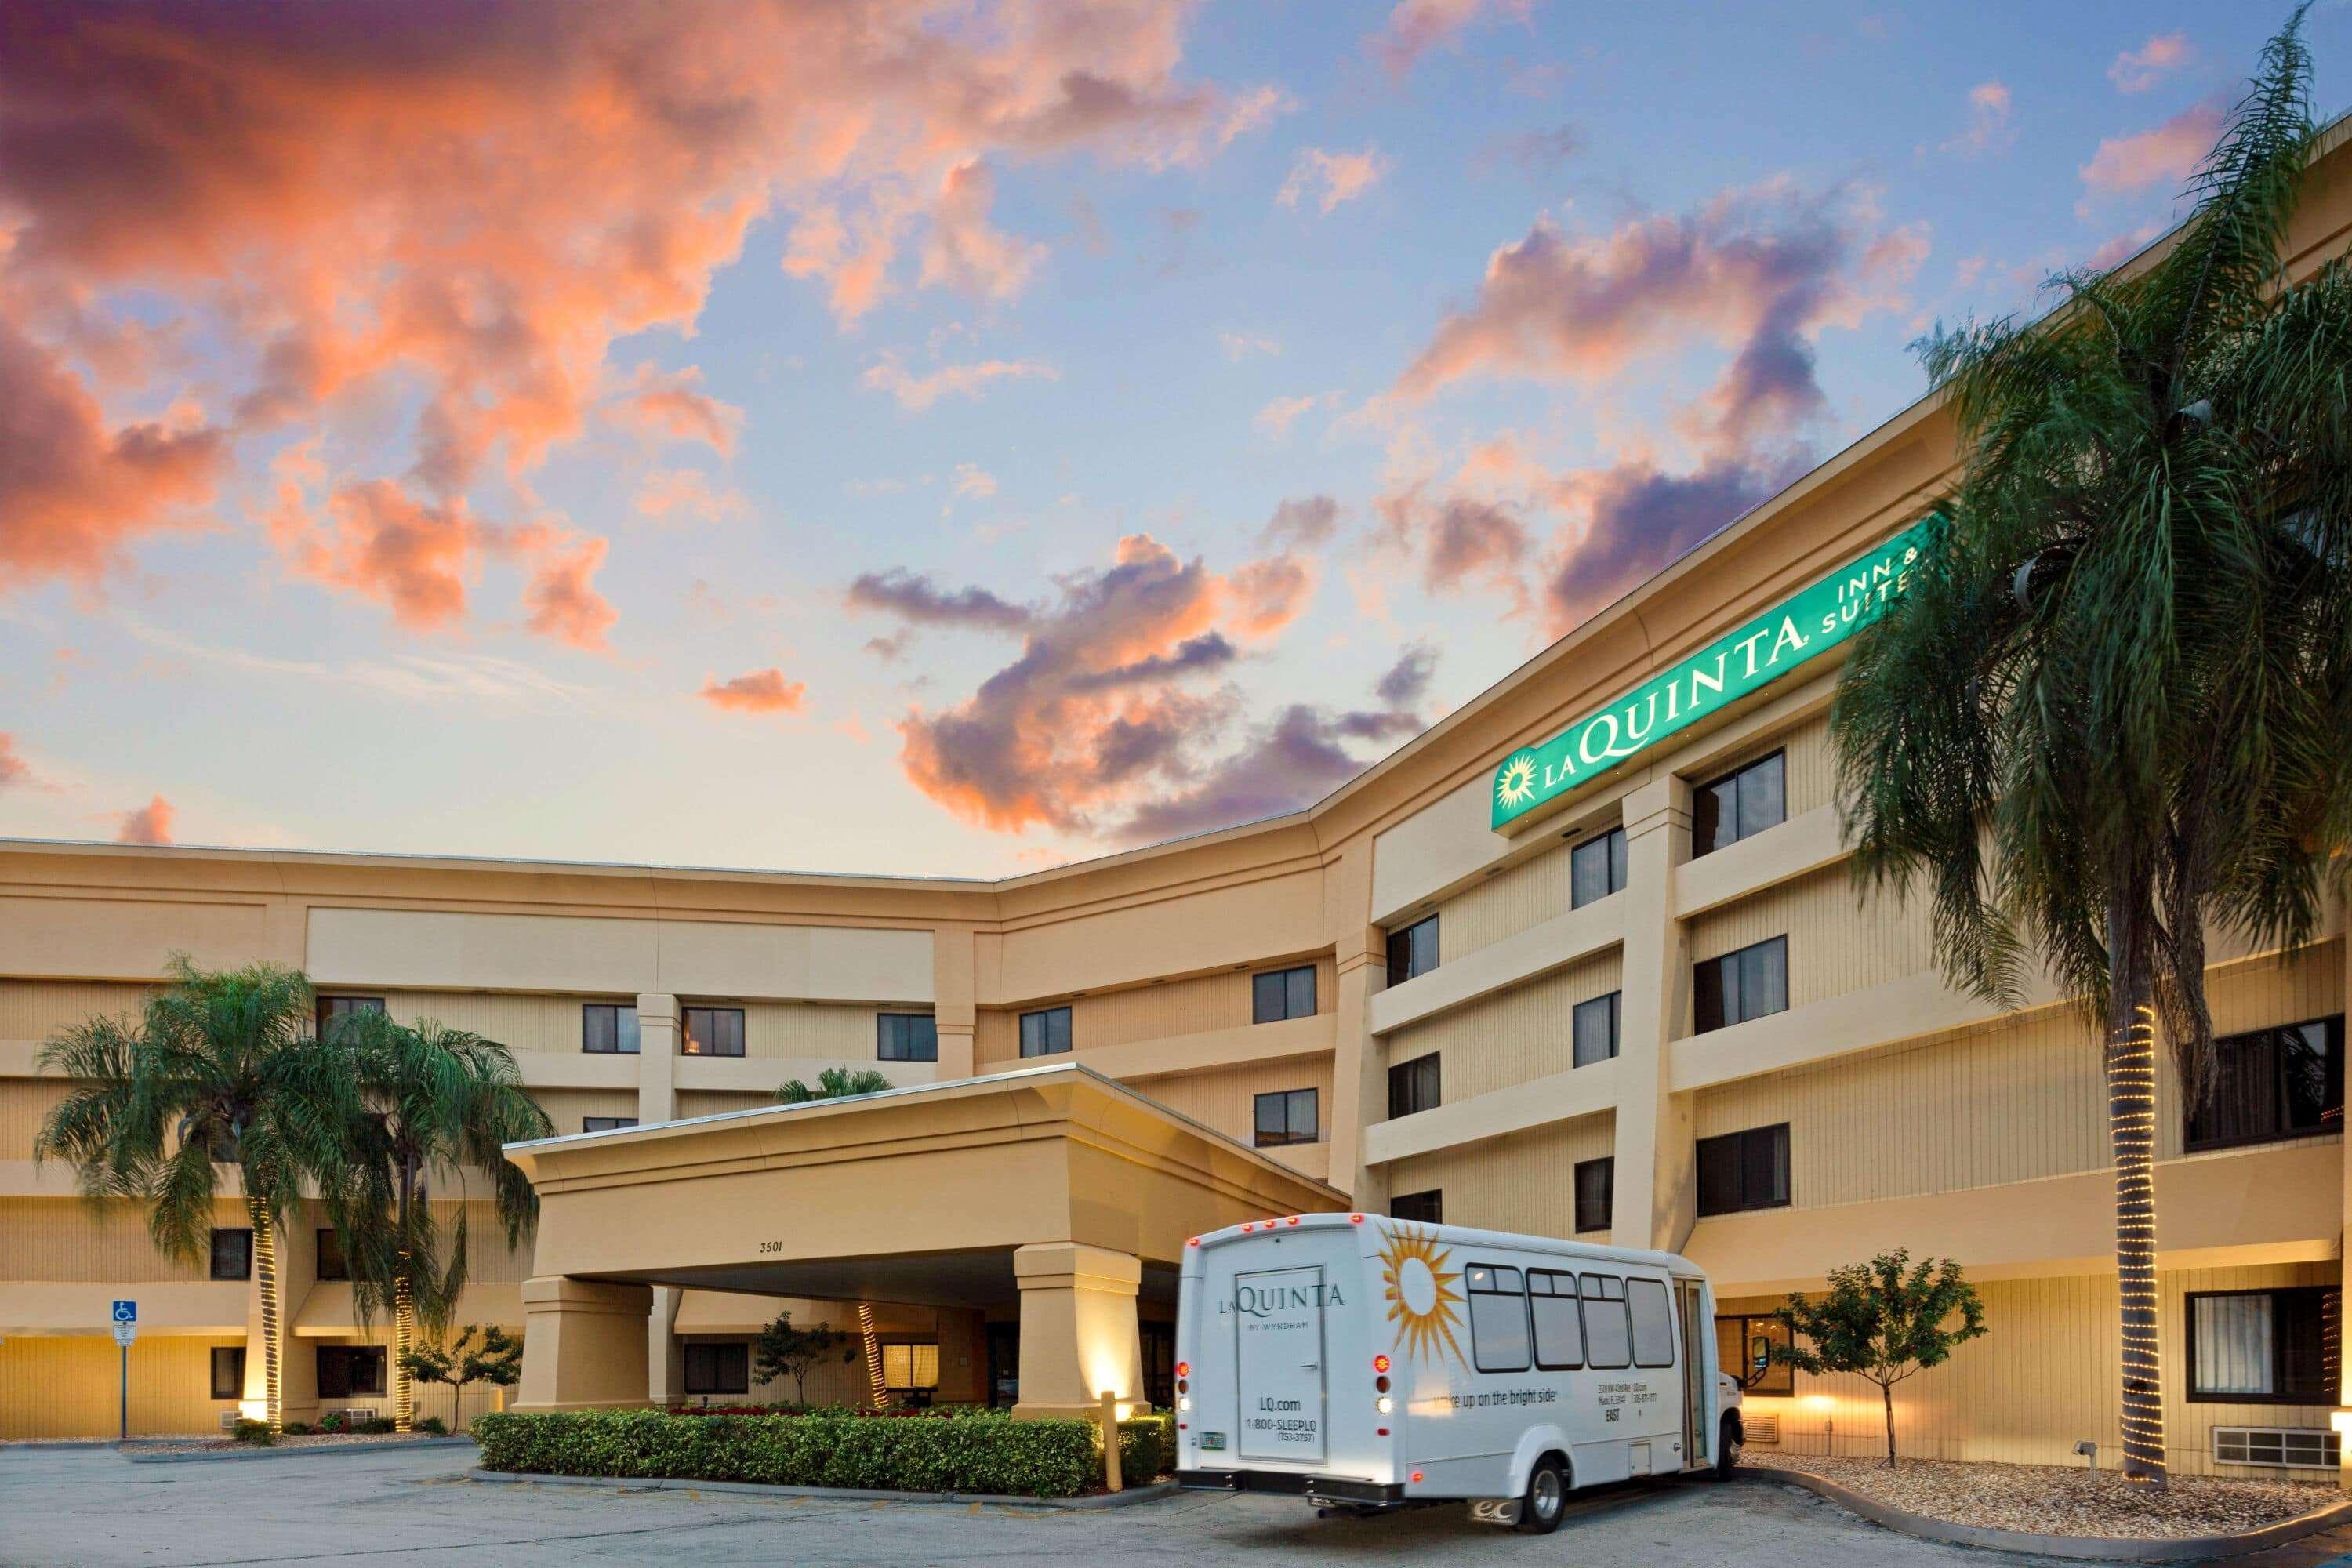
<box><xmin>1379</xmin><ymin>1224</ymin><xmax>1466</xmax><ymax>1366</ymax></box>
<box><xmin>1495</xmin><ymin>752</ymin><xmax>1540</xmax><ymax>811</ymax></box>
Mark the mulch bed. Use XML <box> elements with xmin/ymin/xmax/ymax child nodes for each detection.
<box><xmin>1748</xmin><ymin>1450</ymin><xmax>2335</xmax><ymax>1540</ymax></box>
<box><xmin>121</xmin><ymin>1431</ymin><xmax>470</xmax><ymax>1456</ymax></box>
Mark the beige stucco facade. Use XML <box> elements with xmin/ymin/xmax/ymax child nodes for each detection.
<box><xmin>2</xmin><ymin>120</ymin><xmax>2349</xmax><ymax>1475</ymax></box>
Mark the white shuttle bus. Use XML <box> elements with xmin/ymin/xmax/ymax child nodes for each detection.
<box><xmin>1174</xmin><ymin>1211</ymin><xmax>1742</xmax><ymax>1532</ymax></box>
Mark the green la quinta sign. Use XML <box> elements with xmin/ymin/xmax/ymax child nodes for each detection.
<box><xmin>1490</xmin><ymin>518</ymin><xmax>1936</xmax><ymax>831</ymax></box>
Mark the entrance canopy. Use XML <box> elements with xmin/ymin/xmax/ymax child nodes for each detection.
<box><xmin>503</xmin><ymin>1062</ymin><xmax>1346</xmax><ymax>1417</ymax></box>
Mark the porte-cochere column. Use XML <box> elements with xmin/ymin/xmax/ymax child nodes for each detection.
<box><xmin>514</xmin><ymin>1277</ymin><xmax>653</xmax><ymax>1413</ymax></box>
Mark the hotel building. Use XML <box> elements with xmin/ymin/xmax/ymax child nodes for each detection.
<box><xmin>3</xmin><ymin>125</ymin><xmax>2349</xmax><ymax>1478</ymax></box>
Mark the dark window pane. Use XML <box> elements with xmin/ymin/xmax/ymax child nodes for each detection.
<box><xmin>316</xmin><ymin>1229</ymin><xmax>347</xmax><ymax>1282</ymax></box>
<box><xmin>1571</xmin><ymin>837</ymin><xmax>1608</xmax><ymax>907</ymax></box>
<box><xmin>1573</xmin><ymin>993</ymin><xmax>1619</xmax><ymax>1067</ymax></box>
<box><xmin>1020</xmin><ymin>1007</ymin><xmax>1072</xmax><ymax>1058</ymax></box>
<box><xmin>1468</xmin><ymin>1264</ymin><xmax>1530</xmax><ymax>1373</ymax></box>
<box><xmin>1253</xmin><ymin>972</ymin><xmax>1283</xmax><ymax>1024</ymax></box>
<box><xmin>2279</xmin><ymin>1289</ymin><xmax>2337</xmax><ymax>1400</ymax></box>
<box><xmin>1693</xmin><ymin>957</ymin><xmax>1726</xmax><ymax>1034</ymax></box>
<box><xmin>1574</xmin><ymin>1157</ymin><xmax>1613</xmax><ymax>1232</ymax></box>
<box><xmin>911</xmin><ymin>1014</ymin><xmax>938</xmax><ymax>1061</ymax></box>
<box><xmin>210</xmin><ymin>1228</ymin><xmax>252</xmax><ymax>1281</ymax></box>
<box><xmin>1388</xmin><ymin>1054</ymin><xmax>1439</xmax><ymax>1118</ymax></box>
<box><xmin>1610</xmin><ymin>829</ymin><xmax>1629</xmax><ymax>895</ymax></box>
<box><xmin>583</xmin><ymin>1004</ymin><xmax>641</xmax><ymax>1054</ymax></box>
<box><xmin>210</xmin><ymin>1345</ymin><xmax>245</xmax><ymax>1400</ymax></box>
<box><xmin>1387</xmin><ymin>916</ymin><xmax>1439</xmax><ymax>982</ymax></box>
<box><xmin>683</xmin><ymin>1341</ymin><xmax>750</xmax><ymax>1396</ymax></box>
<box><xmin>1693</xmin><ymin>752</ymin><xmax>1784</xmax><ymax>857</ymax></box>
<box><xmin>1691</xmin><ymin>777</ymin><xmax>1727</xmax><ymax>857</ymax></box>
<box><xmin>683</xmin><ymin>1007</ymin><xmax>744</xmax><ymax>1057</ymax></box>
<box><xmin>1717</xmin><ymin>1316</ymin><xmax>1795</xmax><ymax>1396</ymax></box>
<box><xmin>1390</xmin><ymin>1189</ymin><xmax>1442</xmax><ymax>1224</ymax></box>
<box><xmin>583</xmin><ymin>1116</ymin><xmax>638</xmax><ymax>1132</ymax></box>
<box><xmin>1287</xmin><ymin>967</ymin><xmax>1316</xmax><ymax>1019</ymax></box>
<box><xmin>1254</xmin><ymin>1092</ymin><xmax>1287</xmax><ymax>1144</ymax></box>
<box><xmin>1289</xmin><ymin>1089</ymin><xmax>1318</xmax><ymax>1142</ymax></box>
<box><xmin>2189</xmin><ymin>1017</ymin><xmax>2344</xmax><ymax>1150</ymax></box>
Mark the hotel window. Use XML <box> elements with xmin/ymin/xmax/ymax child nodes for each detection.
<box><xmin>1467</xmin><ymin>1265</ymin><xmax>1531</xmax><ymax>1373</ymax></box>
<box><xmin>316</xmin><ymin>995</ymin><xmax>385</xmax><ymax>1039</ymax></box>
<box><xmin>1388</xmin><ymin>1052</ymin><xmax>1440</xmax><ymax>1118</ymax></box>
<box><xmin>2187</xmin><ymin>1017</ymin><xmax>2343</xmax><ymax>1152</ymax></box>
<box><xmin>1573</xmin><ymin>992</ymin><xmax>1621</xmax><ymax>1067</ymax></box>
<box><xmin>209</xmin><ymin>1346</ymin><xmax>245</xmax><ymax>1401</ymax></box>
<box><xmin>1385</xmin><ymin>914</ymin><xmax>1439</xmax><ymax>983</ymax></box>
<box><xmin>1696</xmin><ymin>1123</ymin><xmax>1791</xmax><ymax>1216</ymax></box>
<box><xmin>316</xmin><ymin>1229</ymin><xmax>348</xmax><ymax>1282</ymax></box>
<box><xmin>583</xmin><ymin>1116</ymin><xmax>638</xmax><ymax>1133</ymax></box>
<box><xmin>1254</xmin><ymin>1088</ymin><xmax>1319</xmax><ymax>1147</ymax></box>
<box><xmin>1715</xmin><ymin>1314</ymin><xmax>1795</xmax><ymax>1396</ymax></box>
<box><xmin>1573</xmin><ymin>1157</ymin><xmax>1613</xmax><ymax>1233</ymax></box>
<box><xmin>1252</xmin><ymin>965</ymin><xmax>1317</xmax><ymax>1023</ymax></box>
<box><xmin>683</xmin><ymin>1342</ymin><xmax>750</xmax><ymax>1396</ymax></box>
<box><xmin>1693</xmin><ymin>936</ymin><xmax>1788</xmax><ymax>1033</ymax></box>
<box><xmin>583</xmin><ymin>1003</ymin><xmax>640</xmax><ymax>1054</ymax></box>
<box><xmin>317</xmin><ymin>1345</ymin><xmax>386</xmax><ymax>1399</ymax></box>
<box><xmin>1390</xmin><ymin>1189</ymin><xmax>1443</xmax><ymax>1225</ymax></box>
<box><xmin>881</xmin><ymin>1342</ymin><xmax>941</xmax><ymax>1392</ymax></box>
<box><xmin>682</xmin><ymin>1006</ymin><xmax>745</xmax><ymax>1058</ymax></box>
<box><xmin>210</xmin><ymin>1228</ymin><xmax>252</xmax><ymax>1282</ymax></box>
<box><xmin>2189</xmin><ymin>1287</ymin><xmax>2340</xmax><ymax>1403</ymax></box>
<box><xmin>1691</xmin><ymin>750</ymin><xmax>1785</xmax><ymax>857</ymax></box>
<box><xmin>1571</xmin><ymin>827</ymin><xmax>1628</xmax><ymax>908</ymax></box>
<box><xmin>878</xmin><ymin>1013</ymin><xmax>938</xmax><ymax>1062</ymax></box>
<box><xmin>1018</xmin><ymin>1006</ymin><xmax>1072</xmax><ymax>1058</ymax></box>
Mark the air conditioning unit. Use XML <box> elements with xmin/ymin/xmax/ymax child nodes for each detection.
<box><xmin>336</xmin><ymin>1407</ymin><xmax>380</xmax><ymax>1423</ymax></box>
<box><xmin>2214</xmin><ymin>1427</ymin><xmax>2339</xmax><ymax>1469</ymax></box>
<box><xmin>1744</xmin><ymin>1413</ymin><xmax>1781</xmax><ymax>1445</ymax></box>
<box><xmin>217</xmin><ymin>1410</ymin><xmax>243</xmax><ymax>1432</ymax></box>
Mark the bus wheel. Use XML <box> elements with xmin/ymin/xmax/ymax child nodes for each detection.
<box><xmin>1517</xmin><ymin>1456</ymin><xmax>1568</xmax><ymax>1534</ymax></box>
<box><xmin>1715</xmin><ymin>1415</ymin><xmax>1743</xmax><ymax>1479</ymax></box>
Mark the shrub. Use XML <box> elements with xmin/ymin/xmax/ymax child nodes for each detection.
<box><xmin>1117</xmin><ymin>1413</ymin><xmax>1173</xmax><ymax>1482</ymax></box>
<box><xmin>357</xmin><ymin>1417</ymin><xmax>397</xmax><ymax>1435</ymax></box>
<box><xmin>280</xmin><ymin>1422</ymin><xmax>313</xmax><ymax>1436</ymax></box>
<box><xmin>317</xmin><ymin>1412</ymin><xmax>349</xmax><ymax>1435</ymax></box>
<box><xmin>230</xmin><ymin>1419</ymin><xmax>275</xmax><ymax>1446</ymax></box>
<box><xmin>474</xmin><ymin>1410</ymin><xmax>1115</xmax><ymax>1497</ymax></box>
<box><xmin>416</xmin><ymin>1416</ymin><xmax>448</xmax><ymax>1436</ymax></box>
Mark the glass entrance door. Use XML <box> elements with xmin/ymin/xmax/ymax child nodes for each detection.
<box><xmin>985</xmin><ymin>1323</ymin><xmax>1020</xmax><ymax>1410</ymax></box>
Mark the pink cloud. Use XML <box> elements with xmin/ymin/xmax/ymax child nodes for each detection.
<box><xmin>2080</xmin><ymin>102</ymin><xmax>2223</xmax><ymax>197</ymax></box>
<box><xmin>2110</xmin><ymin>33</ymin><xmax>2195</xmax><ymax>94</ymax></box>
<box><xmin>115</xmin><ymin>795</ymin><xmax>175</xmax><ymax>846</ymax></box>
<box><xmin>1277</xmin><ymin>146</ymin><xmax>1391</xmax><ymax>214</ymax></box>
<box><xmin>860</xmin><ymin>356</ymin><xmax>1059</xmax><ymax>412</ymax></box>
<box><xmin>607</xmin><ymin>365</ymin><xmax>743</xmax><ymax>455</ymax></box>
<box><xmin>700</xmin><ymin>668</ymin><xmax>808</xmax><ymax>714</ymax></box>
<box><xmin>521</xmin><ymin>534</ymin><xmax>617</xmax><ymax>651</ymax></box>
<box><xmin>1943</xmin><ymin>82</ymin><xmax>2013</xmax><ymax>156</ymax></box>
<box><xmin>920</xmin><ymin>161</ymin><xmax>1047</xmax><ymax>302</ymax></box>
<box><xmin>0</xmin><ymin>734</ymin><xmax>31</xmax><ymax>789</ymax></box>
<box><xmin>1370</xmin><ymin>0</ymin><xmax>1530</xmax><ymax>78</ymax></box>
<box><xmin>1254</xmin><ymin>394</ymin><xmax>1323</xmax><ymax>439</ymax></box>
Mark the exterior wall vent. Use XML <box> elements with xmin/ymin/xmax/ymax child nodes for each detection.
<box><xmin>1745</xmin><ymin>1413</ymin><xmax>1780</xmax><ymax>1445</ymax></box>
<box><xmin>2213</xmin><ymin>1427</ymin><xmax>2339</xmax><ymax>1469</ymax></box>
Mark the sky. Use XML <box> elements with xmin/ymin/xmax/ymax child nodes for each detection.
<box><xmin>2</xmin><ymin>0</ymin><xmax>2345</xmax><ymax>878</ymax></box>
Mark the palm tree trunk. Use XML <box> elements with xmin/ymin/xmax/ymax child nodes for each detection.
<box><xmin>2107</xmin><ymin>995</ymin><xmax>2169</xmax><ymax>1487</ymax></box>
<box><xmin>393</xmin><ymin>1152</ymin><xmax>416</xmax><ymax>1433</ymax></box>
<box><xmin>249</xmin><ymin>1195</ymin><xmax>281</xmax><ymax>1434</ymax></box>
<box><xmin>856</xmin><ymin>1301</ymin><xmax>887</xmax><ymax>1409</ymax></box>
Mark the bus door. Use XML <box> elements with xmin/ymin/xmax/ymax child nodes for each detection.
<box><xmin>1676</xmin><ymin>1278</ymin><xmax>1709</xmax><ymax>1467</ymax></box>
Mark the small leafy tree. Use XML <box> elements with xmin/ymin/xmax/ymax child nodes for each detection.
<box><xmin>399</xmin><ymin>1323</ymin><xmax>523</xmax><ymax>1431</ymax></box>
<box><xmin>775</xmin><ymin>1067</ymin><xmax>893</xmax><ymax>1103</ymax></box>
<box><xmin>751</xmin><ymin>1308</ymin><xmax>857</xmax><ymax>1406</ymax></box>
<box><xmin>1769</xmin><ymin>1250</ymin><xmax>1987</xmax><ymax>1467</ymax></box>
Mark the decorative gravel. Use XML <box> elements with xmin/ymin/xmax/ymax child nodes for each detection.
<box><xmin>121</xmin><ymin>1431</ymin><xmax>471</xmax><ymax>1457</ymax></box>
<box><xmin>1748</xmin><ymin>1450</ymin><xmax>2336</xmax><ymax>1540</ymax></box>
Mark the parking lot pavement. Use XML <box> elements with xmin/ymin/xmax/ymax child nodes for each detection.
<box><xmin>0</xmin><ymin>1444</ymin><xmax>2114</xmax><ymax>1567</ymax></box>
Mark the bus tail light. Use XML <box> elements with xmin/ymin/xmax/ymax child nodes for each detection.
<box><xmin>1410</xmin><ymin>1471</ymin><xmax>1425</xmax><ymax>1484</ymax></box>
<box><xmin>1175</xmin><ymin>1361</ymin><xmax>1189</xmax><ymax>1378</ymax></box>
<box><xmin>1371</xmin><ymin>1355</ymin><xmax>1389</xmax><ymax>1374</ymax></box>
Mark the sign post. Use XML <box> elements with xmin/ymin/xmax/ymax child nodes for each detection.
<box><xmin>111</xmin><ymin>1301</ymin><xmax>137</xmax><ymax>1441</ymax></box>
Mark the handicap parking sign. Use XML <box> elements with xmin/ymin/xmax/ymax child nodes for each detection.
<box><xmin>111</xmin><ymin>1300</ymin><xmax>136</xmax><ymax>1324</ymax></box>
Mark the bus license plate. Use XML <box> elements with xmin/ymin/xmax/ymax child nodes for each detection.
<box><xmin>1199</xmin><ymin>1432</ymin><xmax>1226</xmax><ymax>1451</ymax></box>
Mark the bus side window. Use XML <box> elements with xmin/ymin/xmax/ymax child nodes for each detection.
<box><xmin>1580</xmin><ymin>1272</ymin><xmax>1632</xmax><ymax>1369</ymax></box>
<box><xmin>1627</xmin><ymin>1276</ymin><xmax>1675</xmax><ymax>1367</ymax></box>
<box><xmin>1530</xmin><ymin>1269</ymin><xmax>1584</xmax><ymax>1370</ymax></box>
<box><xmin>1466</xmin><ymin>1264</ymin><xmax>1530</xmax><ymax>1373</ymax></box>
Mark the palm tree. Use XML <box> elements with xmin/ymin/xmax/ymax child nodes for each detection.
<box><xmin>34</xmin><ymin>957</ymin><xmax>366</xmax><ymax>1432</ymax></box>
<box><xmin>326</xmin><ymin>1011</ymin><xmax>551</xmax><ymax>1432</ymax></box>
<box><xmin>1831</xmin><ymin>9</ymin><xmax>2350</xmax><ymax>1489</ymax></box>
<box><xmin>775</xmin><ymin>1066</ymin><xmax>894</xmax><ymax>1102</ymax></box>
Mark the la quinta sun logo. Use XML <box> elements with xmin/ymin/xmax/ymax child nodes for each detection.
<box><xmin>1494</xmin><ymin>752</ymin><xmax>1540</xmax><ymax>813</ymax></box>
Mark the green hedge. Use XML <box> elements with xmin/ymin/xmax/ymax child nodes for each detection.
<box><xmin>474</xmin><ymin>1409</ymin><xmax>1171</xmax><ymax>1498</ymax></box>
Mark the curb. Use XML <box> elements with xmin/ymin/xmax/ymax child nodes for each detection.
<box><xmin>1737</xmin><ymin>1466</ymin><xmax>2352</xmax><ymax>1563</ymax></box>
<box><xmin>120</xmin><ymin>1436</ymin><xmax>479</xmax><ymax>1465</ymax></box>
<box><xmin>462</xmin><ymin>1468</ymin><xmax>1179</xmax><ymax>1510</ymax></box>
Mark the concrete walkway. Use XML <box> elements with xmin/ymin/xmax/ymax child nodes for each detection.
<box><xmin>0</xmin><ymin>1443</ymin><xmax>2140</xmax><ymax>1566</ymax></box>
